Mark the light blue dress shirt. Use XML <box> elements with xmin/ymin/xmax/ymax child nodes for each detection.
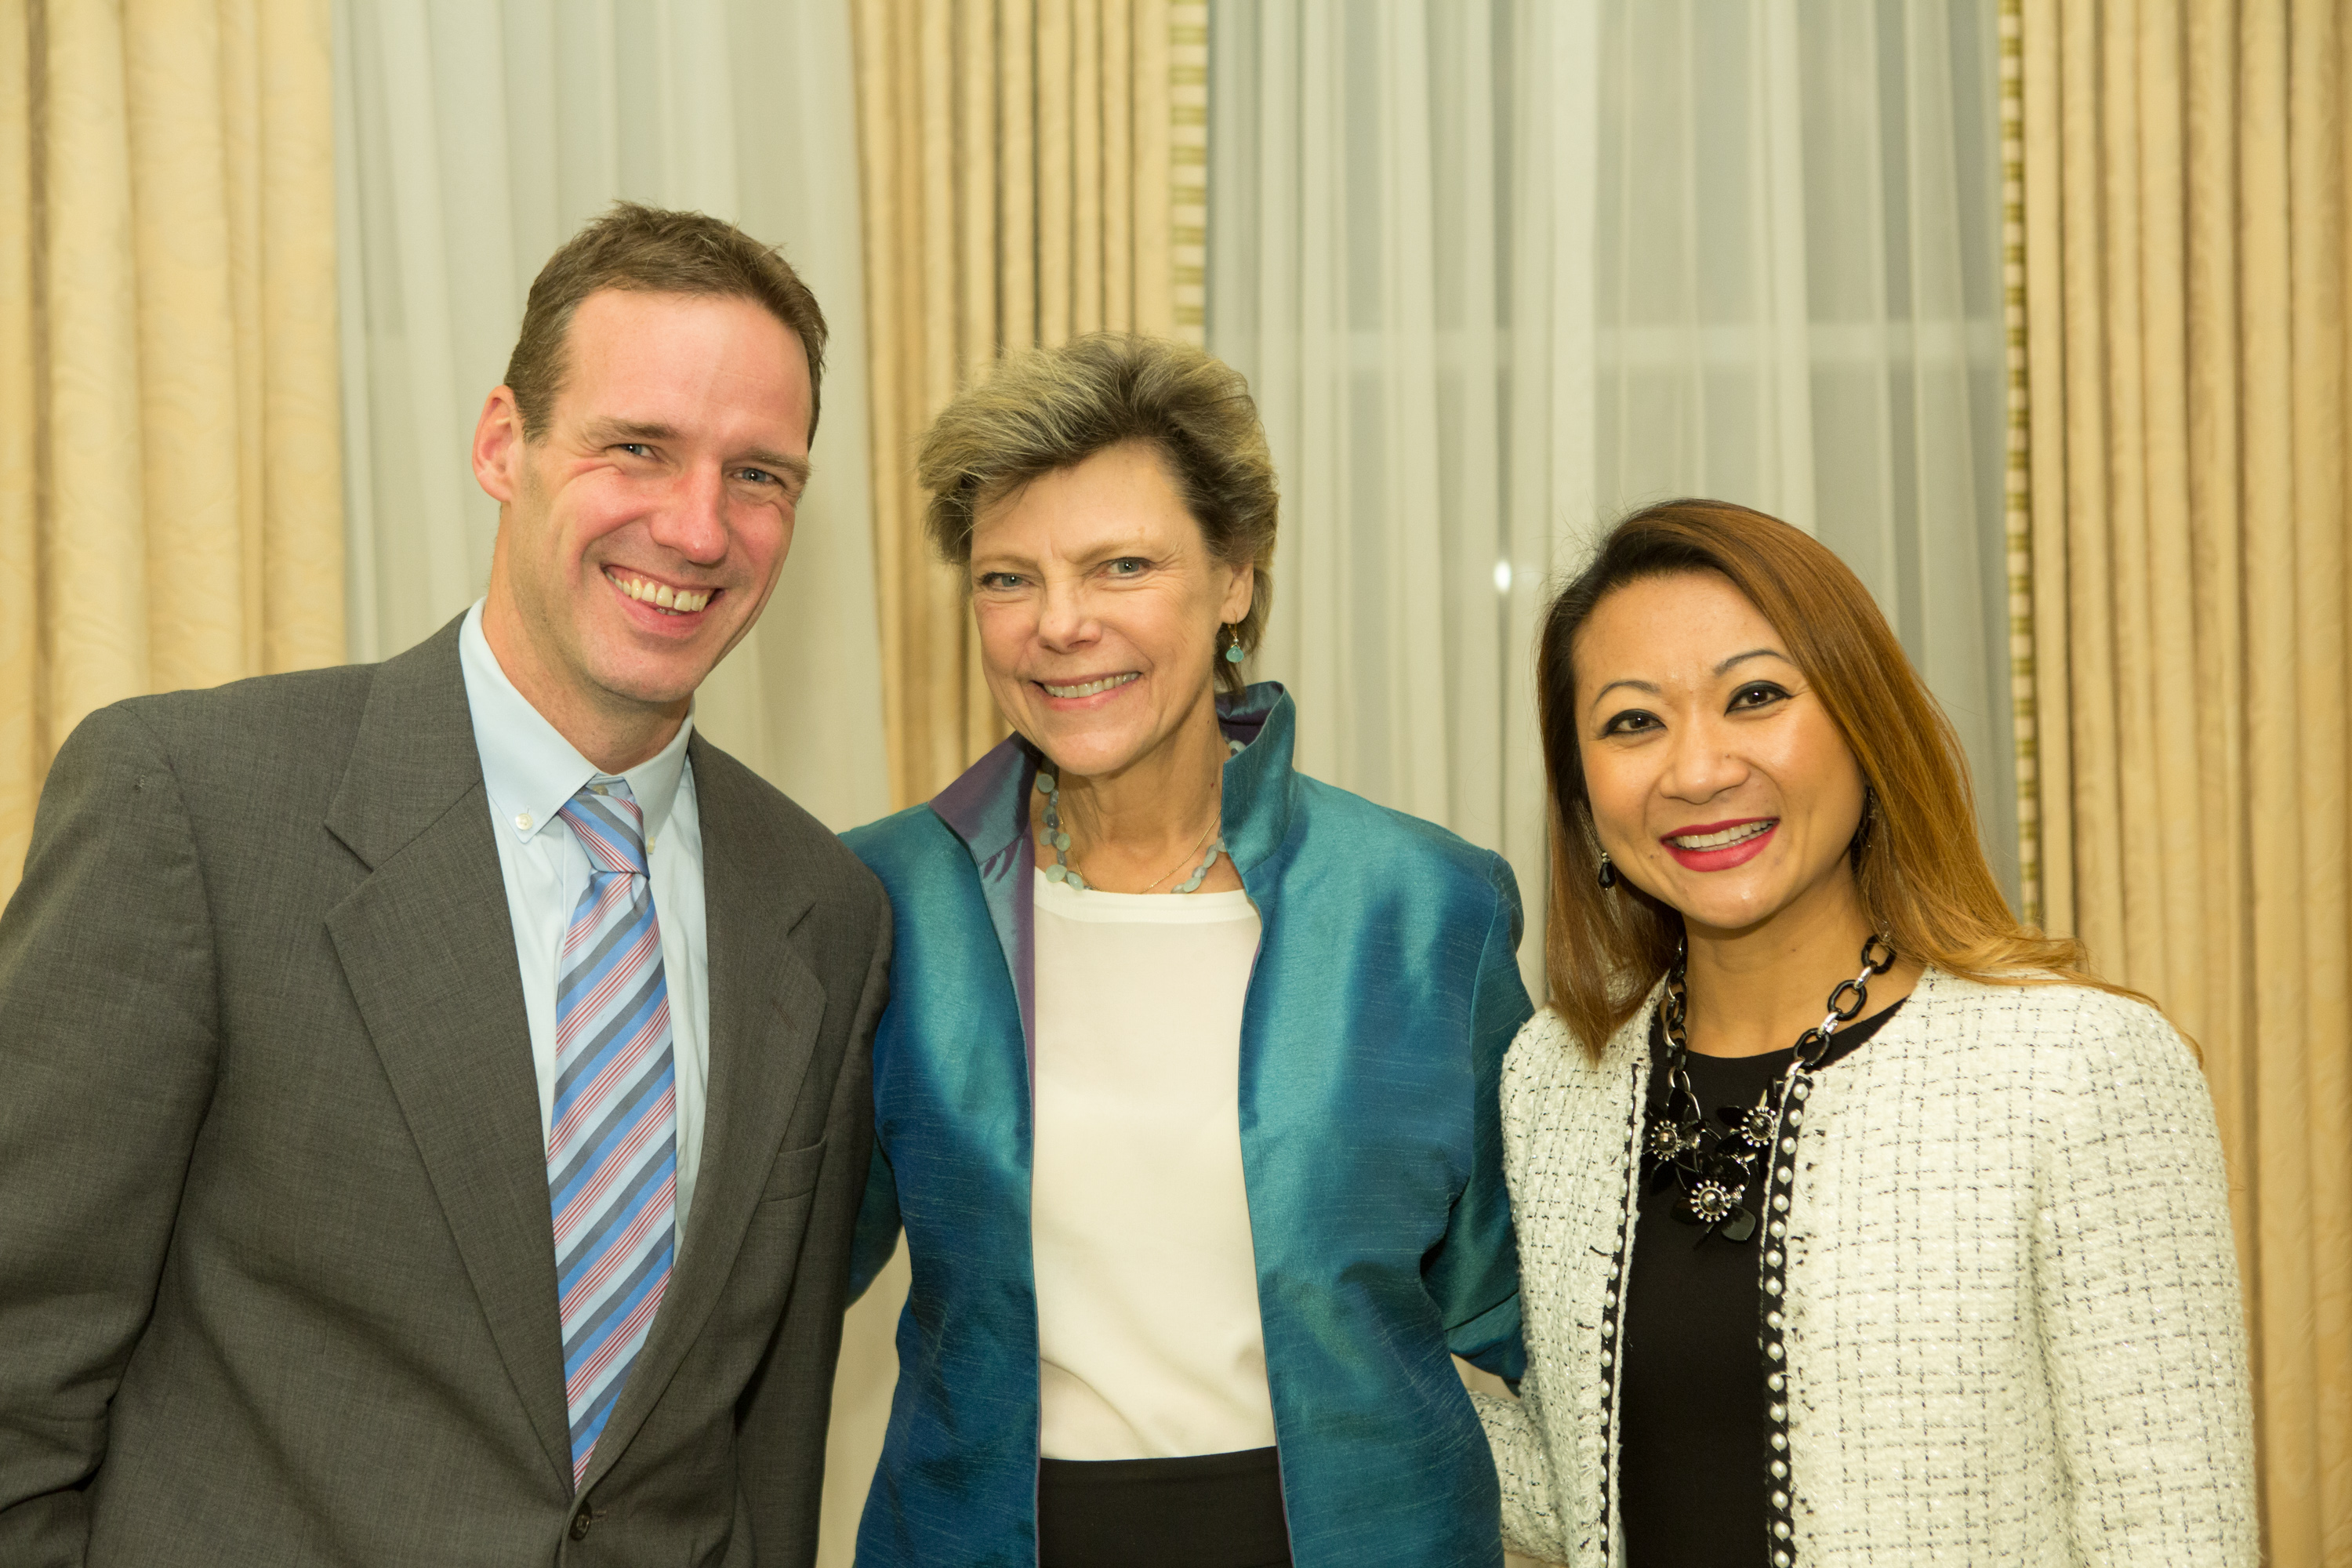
<box><xmin>457</xmin><ymin>601</ymin><xmax>711</xmax><ymax>1233</ymax></box>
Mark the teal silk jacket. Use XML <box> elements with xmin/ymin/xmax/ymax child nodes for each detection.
<box><xmin>842</xmin><ymin>684</ymin><xmax>1530</xmax><ymax>1568</ymax></box>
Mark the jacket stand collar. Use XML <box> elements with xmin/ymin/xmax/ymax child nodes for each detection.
<box><xmin>924</xmin><ymin>682</ymin><xmax>1299</xmax><ymax>1072</ymax></box>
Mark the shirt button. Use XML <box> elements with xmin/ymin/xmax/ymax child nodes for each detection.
<box><xmin>514</xmin><ymin>812</ymin><xmax>533</xmax><ymax>832</ymax></box>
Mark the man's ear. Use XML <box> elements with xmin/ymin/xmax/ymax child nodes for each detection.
<box><xmin>473</xmin><ymin>387</ymin><xmax>525</xmax><ymax>504</ymax></box>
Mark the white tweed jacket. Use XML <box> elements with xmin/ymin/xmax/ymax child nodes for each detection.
<box><xmin>1475</xmin><ymin>967</ymin><xmax>2257</xmax><ymax>1566</ymax></box>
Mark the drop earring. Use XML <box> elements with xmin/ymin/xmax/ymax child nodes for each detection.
<box><xmin>1224</xmin><ymin>623</ymin><xmax>1246</xmax><ymax>664</ymax></box>
<box><xmin>1597</xmin><ymin>851</ymin><xmax>1618</xmax><ymax>890</ymax></box>
<box><xmin>1849</xmin><ymin>785</ymin><xmax>1878</xmax><ymax>863</ymax></box>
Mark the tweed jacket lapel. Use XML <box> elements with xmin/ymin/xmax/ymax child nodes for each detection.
<box><xmin>320</xmin><ymin>619</ymin><xmax>573</xmax><ymax>1486</ymax></box>
<box><xmin>578</xmin><ymin>732</ymin><xmax>826</xmax><ymax>1492</ymax></box>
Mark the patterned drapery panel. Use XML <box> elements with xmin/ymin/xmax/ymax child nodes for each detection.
<box><xmin>0</xmin><ymin>0</ymin><xmax>343</xmax><ymax>903</ymax></box>
<box><xmin>2020</xmin><ymin>3</ymin><xmax>2352</xmax><ymax>1559</ymax></box>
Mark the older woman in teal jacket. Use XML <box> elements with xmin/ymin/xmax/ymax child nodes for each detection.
<box><xmin>843</xmin><ymin>334</ymin><xmax>1528</xmax><ymax>1568</ymax></box>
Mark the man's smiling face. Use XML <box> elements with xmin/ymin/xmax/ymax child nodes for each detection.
<box><xmin>477</xmin><ymin>287</ymin><xmax>813</xmax><ymax>729</ymax></box>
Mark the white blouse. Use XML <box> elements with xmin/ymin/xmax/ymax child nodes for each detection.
<box><xmin>1029</xmin><ymin>869</ymin><xmax>1276</xmax><ymax>1461</ymax></box>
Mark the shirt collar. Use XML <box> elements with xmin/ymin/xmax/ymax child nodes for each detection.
<box><xmin>458</xmin><ymin>600</ymin><xmax>694</xmax><ymax>850</ymax></box>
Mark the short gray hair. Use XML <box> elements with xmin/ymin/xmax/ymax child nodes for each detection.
<box><xmin>915</xmin><ymin>333</ymin><xmax>1278</xmax><ymax>693</ymax></box>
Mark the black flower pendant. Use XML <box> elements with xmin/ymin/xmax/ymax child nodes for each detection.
<box><xmin>1682</xmin><ymin>1178</ymin><xmax>1740</xmax><ymax>1225</ymax></box>
<box><xmin>1723</xmin><ymin>1098</ymin><xmax>1777</xmax><ymax>1150</ymax></box>
<box><xmin>1645</xmin><ymin>933</ymin><xmax>1893</xmax><ymax>1252</ymax></box>
<box><xmin>1645</xmin><ymin>1112</ymin><xmax>1696</xmax><ymax>1164</ymax></box>
<box><xmin>1671</xmin><ymin>1171</ymin><xmax>1760</xmax><ymax>1242</ymax></box>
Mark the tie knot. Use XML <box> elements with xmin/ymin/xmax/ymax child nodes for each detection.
<box><xmin>557</xmin><ymin>777</ymin><xmax>649</xmax><ymax>877</ymax></box>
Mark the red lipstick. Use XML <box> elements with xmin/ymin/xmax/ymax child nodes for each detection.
<box><xmin>1660</xmin><ymin>817</ymin><xmax>1778</xmax><ymax>873</ymax></box>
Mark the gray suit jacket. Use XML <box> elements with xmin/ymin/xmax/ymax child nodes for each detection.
<box><xmin>0</xmin><ymin>619</ymin><xmax>891</xmax><ymax>1567</ymax></box>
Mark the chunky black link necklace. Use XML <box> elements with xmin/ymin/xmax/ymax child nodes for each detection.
<box><xmin>1641</xmin><ymin>934</ymin><xmax>1896</xmax><ymax>1244</ymax></box>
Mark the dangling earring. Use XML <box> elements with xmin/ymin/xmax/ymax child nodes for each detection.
<box><xmin>1224</xmin><ymin>622</ymin><xmax>1246</xmax><ymax>664</ymax></box>
<box><xmin>1849</xmin><ymin>786</ymin><xmax>1878</xmax><ymax>864</ymax></box>
<box><xmin>1597</xmin><ymin>851</ymin><xmax>1618</xmax><ymax>890</ymax></box>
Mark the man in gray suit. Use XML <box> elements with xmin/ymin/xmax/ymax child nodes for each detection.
<box><xmin>0</xmin><ymin>204</ymin><xmax>888</xmax><ymax>1566</ymax></box>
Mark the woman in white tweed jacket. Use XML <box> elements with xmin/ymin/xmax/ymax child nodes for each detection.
<box><xmin>1477</xmin><ymin>499</ymin><xmax>2256</xmax><ymax>1567</ymax></box>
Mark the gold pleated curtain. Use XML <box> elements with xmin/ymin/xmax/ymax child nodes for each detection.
<box><xmin>2019</xmin><ymin>3</ymin><xmax>2350</xmax><ymax>1559</ymax></box>
<box><xmin>851</xmin><ymin>0</ymin><xmax>1208</xmax><ymax>807</ymax></box>
<box><xmin>0</xmin><ymin>0</ymin><xmax>343</xmax><ymax>902</ymax></box>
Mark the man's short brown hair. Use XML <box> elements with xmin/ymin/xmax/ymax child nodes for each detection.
<box><xmin>503</xmin><ymin>202</ymin><xmax>829</xmax><ymax>441</ymax></box>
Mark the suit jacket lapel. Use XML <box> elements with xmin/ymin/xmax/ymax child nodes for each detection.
<box><xmin>321</xmin><ymin>619</ymin><xmax>574</xmax><ymax>1486</ymax></box>
<box><xmin>581</xmin><ymin>735</ymin><xmax>826</xmax><ymax>1491</ymax></box>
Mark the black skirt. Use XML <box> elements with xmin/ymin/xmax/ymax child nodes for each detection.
<box><xmin>1036</xmin><ymin>1446</ymin><xmax>1291</xmax><ymax>1568</ymax></box>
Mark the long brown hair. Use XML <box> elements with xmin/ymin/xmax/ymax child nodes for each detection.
<box><xmin>1537</xmin><ymin>499</ymin><xmax>2126</xmax><ymax>1057</ymax></box>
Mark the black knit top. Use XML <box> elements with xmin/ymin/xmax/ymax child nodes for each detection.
<box><xmin>1617</xmin><ymin>1000</ymin><xmax>1907</xmax><ymax>1567</ymax></box>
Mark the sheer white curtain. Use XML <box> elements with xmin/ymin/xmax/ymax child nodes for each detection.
<box><xmin>333</xmin><ymin>0</ymin><xmax>889</xmax><ymax>831</ymax></box>
<box><xmin>1210</xmin><ymin>0</ymin><xmax>2013</xmax><ymax>996</ymax></box>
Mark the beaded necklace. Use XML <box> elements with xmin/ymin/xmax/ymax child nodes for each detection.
<box><xmin>1035</xmin><ymin>737</ymin><xmax>1246</xmax><ymax>895</ymax></box>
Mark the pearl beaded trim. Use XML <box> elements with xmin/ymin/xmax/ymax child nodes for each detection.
<box><xmin>1759</xmin><ymin>1076</ymin><xmax>1807</xmax><ymax>1563</ymax></box>
<box><xmin>1588</xmin><ymin>1083</ymin><xmax>1642</xmax><ymax>1561</ymax></box>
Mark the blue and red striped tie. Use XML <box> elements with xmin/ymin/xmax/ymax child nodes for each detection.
<box><xmin>550</xmin><ymin>777</ymin><xmax>676</xmax><ymax>1488</ymax></box>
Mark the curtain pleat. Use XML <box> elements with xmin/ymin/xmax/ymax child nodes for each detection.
<box><xmin>2000</xmin><ymin>3</ymin><xmax>2042</xmax><ymax>925</ymax></box>
<box><xmin>256</xmin><ymin>0</ymin><xmax>342</xmax><ymax>674</ymax></box>
<box><xmin>0</xmin><ymin>0</ymin><xmax>341</xmax><ymax>904</ymax></box>
<box><xmin>2024</xmin><ymin>2</ymin><xmax>2352</xmax><ymax>1557</ymax></box>
<box><xmin>852</xmin><ymin>0</ymin><xmax>1200</xmax><ymax>807</ymax></box>
<box><xmin>0</xmin><ymin>2</ymin><xmax>38</xmax><ymax>907</ymax></box>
